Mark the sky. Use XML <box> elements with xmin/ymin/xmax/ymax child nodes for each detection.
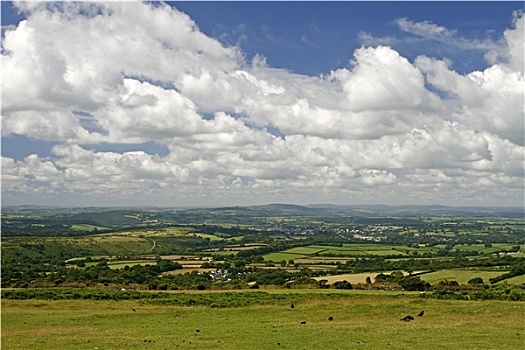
<box><xmin>1</xmin><ymin>1</ymin><xmax>524</xmax><ymax>208</ymax></box>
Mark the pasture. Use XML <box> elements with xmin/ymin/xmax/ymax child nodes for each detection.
<box><xmin>263</xmin><ymin>252</ymin><xmax>309</xmax><ymax>262</ymax></box>
<box><xmin>264</xmin><ymin>243</ymin><xmax>521</xmax><ymax>263</ymax></box>
<box><xmin>420</xmin><ymin>269</ymin><xmax>517</xmax><ymax>285</ymax></box>
<box><xmin>2</xmin><ymin>292</ymin><xmax>524</xmax><ymax>350</ymax></box>
<box><xmin>70</xmin><ymin>224</ymin><xmax>107</xmax><ymax>231</ymax></box>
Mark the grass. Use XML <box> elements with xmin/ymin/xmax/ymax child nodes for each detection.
<box><xmin>263</xmin><ymin>252</ymin><xmax>308</xmax><ymax>262</ymax></box>
<box><xmin>282</xmin><ymin>247</ymin><xmax>326</xmax><ymax>255</ymax></box>
<box><xmin>420</xmin><ymin>269</ymin><xmax>510</xmax><ymax>285</ymax></box>
<box><xmin>319</xmin><ymin>249</ymin><xmax>370</xmax><ymax>256</ymax></box>
<box><xmin>367</xmin><ymin>250</ymin><xmax>408</xmax><ymax>256</ymax></box>
<box><xmin>207</xmin><ymin>250</ymin><xmax>239</xmax><ymax>256</ymax></box>
<box><xmin>276</xmin><ymin>243</ymin><xmax>520</xmax><ymax>260</ymax></box>
<box><xmin>501</xmin><ymin>275</ymin><xmax>525</xmax><ymax>285</ymax></box>
<box><xmin>190</xmin><ymin>233</ymin><xmax>224</xmax><ymax>241</ymax></box>
<box><xmin>2</xmin><ymin>293</ymin><xmax>524</xmax><ymax>349</ymax></box>
<box><xmin>225</xmin><ymin>236</ymin><xmax>244</xmax><ymax>241</ymax></box>
<box><xmin>106</xmin><ymin>260</ymin><xmax>156</xmax><ymax>269</ymax></box>
<box><xmin>452</xmin><ymin>243</ymin><xmax>517</xmax><ymax>254</ymax></box>
<box><xmin>70</xmin><ymin>224</ymin><xmax>107</xmax><ymax>231</ymax></box>
<box><xmin>108</xmin><ymin>227</ymin><xmax>196</xmax><ymax>237</ymax></box>
<box><xmin>295</xmin><ymin>257</ymin><xmax>354</xmax><ymax>264</ymax></box>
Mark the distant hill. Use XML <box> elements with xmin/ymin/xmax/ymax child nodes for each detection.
<box><xmin>2</xmin><ymin>203</ymin><xmax>523</xmax><ymax>221</ymax></box>
<box><xmin>306</xmin><ymin>204</ymin><xmax>524</xmax><ymax>218</ymax></box>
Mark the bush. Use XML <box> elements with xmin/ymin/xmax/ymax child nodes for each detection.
<box><xmin>423</xmin><ymin>285</ymin><xmax>525</xmax><ymax>301</ymax></box>
<box><xmin>468</xmin><ymin>277</ymin><xmax>484</xmax><ymax>285</ymax></box>
<box><xmin>332</xmin><ymin>280</ymin><xmax>353</xmax><ymax>290</ymax></box>
<box><xmin>399</xmin><ymin>276</ymin><xmax>430</xmax><ymax>291</ymax></box>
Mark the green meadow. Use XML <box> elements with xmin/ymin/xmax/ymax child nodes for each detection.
<box><xmin>263</xmin><ymin>243</ymin><xmax>521</xmax><ymax>262</ymax></box>
<box><xmin>2</xmin><ymin>292</ymin><xmax>524</xmax><ymax>350</ymax></box>
<box><xmin>263</xmin><ymin>252</ymin><xmax>309</xmax><ymax>262</ymax></box>
<box><xmin>420</xmin><ymin>269</ymin><xmax>520</xmax><ymax>285</ymax></box>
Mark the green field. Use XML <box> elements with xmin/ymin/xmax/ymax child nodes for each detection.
<box><xmin>502</xmin><ymin>275</ymin><xmax>525</xmax><ymax>285</ymax></box>
<box><xmin>452</xmin><ymin>243</ymin><xmax>518</xmax><ymax>254</ymax></box>
<box><xmin>318</xmin><ymin>249</ymin><xmax>370</xmax><ymax>256</ymax></box>
<box><xmin>268</xmin><ymin>243</ymin><xmax>521</xmax><ymax>261</ymax></box>
<box><xmin>263</xmin><ymin>252</ymin><xmax>308</xmax><ymax>262</ymax></box>
<box><xmin>206</xmin><ymin>250</ymin><xmax>239</xmax><ymax>256</ymax></box>
<box><xmin>282</xmin><ymin>246</ymin><xmax>327</xmax><ymax>255</ymax></box>
<box><xmin>310</xmin><ymin>244</ymin><xmax>429</xmax><ymax>256</ymax></box>
<box><xmin>106</xmin><ymin>260</ymin><xmax>157</xmax><ymax>269</ymax></box>
<box><xmin>191</xmin><ymin>233</ymin><xmax>224</xmax><ymax>241</ymax></box>
<box><xmin>70</xmin><ymin>224</ymin><xmax>108</xmax><ymax>231</ymax></box>
<box><xmin>2</xmin><ymin>293</ymin><xmax>524</xmax><ymax>350</ymax></box>
<box><xmin>420</xmin><ymin>269</ymin><xmax>517</xmax><ymax>285</ymax></box>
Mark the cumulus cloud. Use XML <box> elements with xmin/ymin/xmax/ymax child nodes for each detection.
<box><xmin>501</xmin><ymin>11</ymin><xmax>524</xmax><ymax>73</ymax></box>
<box><xmin>2</xmin><ymin>1</ymin><xmax>242</xmax><ymax>114</ymax></box>
<box><xmin>416</xmin><ymin>56</ymin><xmax>524</xmax><ymax>146</ymax></box>
<box><xmin>1</xmin><ymin>2</ymin><xmax>523</xmax><ymax>207</ymax></box>
<box><xmin>331</xmin><ymin>46</ymin><xmax>444</xmax><ymax>113</ymax></box>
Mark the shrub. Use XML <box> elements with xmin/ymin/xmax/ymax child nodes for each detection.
<box><xmin>468</xmin><ymin>277</ymin><xmax>484</xmax><ymax>285</ymax></box>
<box><xmin>333</xmin><ymin>280</ymin><xmax>353</xmax><ymax>290</ymax></box>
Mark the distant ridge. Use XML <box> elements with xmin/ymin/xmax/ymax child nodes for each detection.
<box><xmin>2</xmin><ymin>203</ymin><xmax>523</xmax><ymax>218</ymax></box>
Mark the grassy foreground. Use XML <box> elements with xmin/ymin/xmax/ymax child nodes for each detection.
<box><xmin>2</xmin><ymin>291</ymin><xmax>524</xmax><ymax>350</ymax></box>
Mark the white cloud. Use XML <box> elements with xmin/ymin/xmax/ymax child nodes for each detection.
<box><xmin>395</xmin><ymin>17</ymin><xmax>499</xmax><ymax>52</ymax></box>
<box><xmin>331</xmin><ymin>46</ymin><xmax>444</xmax><ymax>113</ymax></box>
<box><xmin>2</xmin><ymin>1</ymin><xmax>242</xmax><ymax>114</ymax></box>
<box><xmin>502</xmin><ymin>11</ymin><xmax>524</xmax><ymax>73</ymax></box>
<box><xmin>1</xmin><ymin>2</ymin><xmax>523</xmax><ymax>207</ymax></box>
<box><xmin>396</xmin><ymin>17</ymin><xmax>457</xmax><ymax>40</ymax></box>
<box><xmin>3</xmin><ymin>111</ymin><xmax>80</xmax><ymax>140</ymax></box>
<box><xmin>416</xmin><ymin>56</ymin><xmax>524</xmax><ymax>146</ymax></box>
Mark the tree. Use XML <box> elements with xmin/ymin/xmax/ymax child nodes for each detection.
<box><xmin>333</xmin><ymin>280</ymin><xmax>353</xmax><ymax>289</ymax></box>
<box><xmin>399</xmin><ymin>277</ymin><xmax>430</xmax><ymax>291</ymax></box>
<box><xmin>318</xmin><ymin>279</ymin><xmax>329</xmax><ymax>289</ymax></box>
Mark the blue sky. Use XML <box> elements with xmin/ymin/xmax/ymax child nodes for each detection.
<box><xmin>173</xmin><ymin>1</ymin><xmax>522</xmax><ymax>75</ymax></box>
<box><xmin>1</xmin><ymin>1</ymin><xmax>524</xmax><ymax>207</ymax></box>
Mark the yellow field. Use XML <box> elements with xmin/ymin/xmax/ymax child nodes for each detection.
<box><xmin>313</xmin><ymin>271</ymin><xmax>414</xmax><ymax>285</ymax></box>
